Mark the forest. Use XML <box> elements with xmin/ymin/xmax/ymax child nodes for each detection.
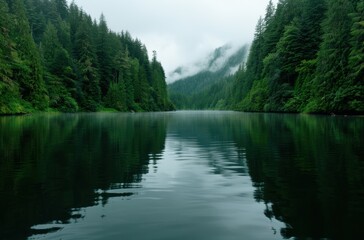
<box><xmin>170</xmin><ymin>0</ymin><xmax>363</xmax><ymax>114</ymax></box>
<box><xmin>0</xmin><ymin>0</ymin><xmax>174</xmax><ymax>114</ymax></box>
<box><xmin>168</xmin><ymin>44</ymin><xmax>249</xmax><ymax>109</ymax></box>
<box><xmin>1</xmin><ymin>0</ymin><xmax>363</xmax><ymax>115</ymax></box>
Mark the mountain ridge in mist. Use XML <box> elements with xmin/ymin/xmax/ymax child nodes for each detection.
<box><xmin>168</xmin><ymin>43</ymin><xmax>249</xmax><ymax>83</ymax></box>
<box><xmin>168</xmin><ymin>44</ymin><xmax>249</xmax><ymax>98</ymax></box>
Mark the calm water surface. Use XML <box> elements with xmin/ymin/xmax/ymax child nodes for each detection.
<box><xmin>0</xmin><ymin>111</ymin><xmax>363</xmax><ymax>240</ymax></box>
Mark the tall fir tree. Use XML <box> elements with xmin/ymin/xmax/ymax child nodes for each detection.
<box><xmin>0</xmin><ymin>0</ymin><xmax>24</xmax><ymax>113</ymax></box>
<box><xmin>309</xmin><ymin>0</ymin><xmax>355</xmax><ymax>113</ymax></box>
<box><xmin>75</xmin><ymin>20</ymin><xmax>101</xmax><ymax>111</ymax></box>
<box><xmin>41</xmin><ymin>22</ymin><xmax>78</xmax><ymax>111</ymax></box>
<box><xmin>96</xmin><ymin>14</ymin><xmax>113</xmax><ymax>97</ymax></box>
<box><xmin>9</xmin><ymin>0</ymin><xmax>49</xmax><ymax>110</ymax></box>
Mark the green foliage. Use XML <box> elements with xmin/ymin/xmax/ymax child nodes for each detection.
<box><xmin>168</xmin><ymin>0</ymin><xmax>362</xmax><ymax>114</ymax></box>
<box><xmin>0</xmin><ymin>0</ymin><xmax>173</xmax><ymax>114</ymax></box>
<box><xmin>345</xmin><ymin>1</ymin><xmax>364</xmax><ymax>113</ymax></box>
<box><xmin>9</xmin><ymin>0</ymin><xmax>49</xmax><ymax>111</ymax></box>
<box><xmin>189</xmin><ymin>0</ymin><xmax>362</xmax><ymax>114</ymax></box>
<box><xmin>309</xmin><ymin>0</ymin><xmax>355</xmax><ymax>113</ymax></box>
<box><xmin>0</xmin><ymin>0</ymin><xmax>22</xmax><ymax>114</ymax></box>
<box><xmin>239</xmin><ymin>79</ymin><xmax>269</xmax><ymax>112</ymax></box>
<box><xmin>96</xmin><ymin>14</ymin><xmax>113</xmax><ymax>97</ymax></box>
<box><xmin>44</xmin><ymin>73</ymin><xmax>78</xmax><ymax>112</ymax></box>
<box><xmin>104</xmin><ymin>82</ymin><xmax>127</xmax><ymax>111</ymax></box>
<box><xmin>168</xmin><ymin>45</ymin><xmax>249</xmax><ymax>110</ymax></box>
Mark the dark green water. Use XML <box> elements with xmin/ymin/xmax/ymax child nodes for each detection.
<box><xmin>0</xmin><ymin>111</ymin><xmax>363</xmax><ymax>240</ymax></box>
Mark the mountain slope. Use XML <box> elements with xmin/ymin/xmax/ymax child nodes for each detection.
<box><xmin>227</xmin><ymin>0</ymin><xmax>363</xmax><ymax>114</ymax></box>
<box><xmin>168</xmin><ymin>44</ymin><xmax>249</xmax><ymax>109</ymax></box>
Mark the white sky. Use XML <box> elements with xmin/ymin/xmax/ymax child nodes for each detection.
<box><xmin>67</xmin><ymin>0</ymin><xmax>278</xmax><ymax>81</ymax></box>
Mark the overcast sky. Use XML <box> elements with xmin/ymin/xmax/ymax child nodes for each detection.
<box><xmin>67</xmin><ymin>0</ymin><xmax>277</xmax><ymax>81</ymax></box>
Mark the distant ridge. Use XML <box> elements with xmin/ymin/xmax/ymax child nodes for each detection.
<box><xmin>168</xmin><ymin>44</ymin><xmax>249</xmax><ymax>103</ymax></box>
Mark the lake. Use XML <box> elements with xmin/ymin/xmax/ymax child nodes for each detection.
<box><xmin>0</xmin><ymin>111</ymin><xmax>363</xmax><ymax>240</ymax></box>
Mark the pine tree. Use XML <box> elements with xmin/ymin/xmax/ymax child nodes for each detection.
<box><xmin>55</xmin><ymin>0</ymin><xmax>68</xmax><ymax>20</ymax></box>
<box><xmin>0</xmin><ymin>0</ymin><xmax>12</xmax><ymax>83</ymax></box>
<box><xmin>23</xmin><ymin>0</ymin><xmax>46</xmax><ymax>44</ymax></box>
<box><xmin>9</xmin><ymin>0</ymin><xmax>49</xmax><ymax>110</ymax></box>
<box><xmin>0</xmin><ymin>0</ymin><xmax>25</xmax><ymax>113</ymax></box>
<box><xmin>121</xmin><ymin>48</ymin><xmax>135</xmax><ymax>110</ymax></box>
<box><xmin>104</xmin><ymin>81</ymin><xmax>126</xmax><ymax>111</ymax></box>
<box><xmin>96</xmin><ymin>14</ymin><xmax>113</xmax><ymax>97</ymax></box>
<box><xmin>264</xmin><ymin>0</ymin><xmax>276</xmax><ymax>25</ymax></box>
<box><xmin>75</xmin><ymin>20</ymin><xmax>101</xmax><ymax>111</ymax></box>
<box><xmin>151</xmin><ymin>51</ymin><xmax>169</xmax><ymax>110</ymax></box>
<box><xmin>137</xmin><ymin>64</ymin><xmax>151</xmax><ymax>110</ymax></box>
<box><xmin>243</xmin><ymin>17</ymin><xmax>266</xmax><ymax>95</ymax></box>
<box><xmin>41</xmin><ymin>22</ymin><xmax>78</xmax><ymax>112</ymax></box>
<box><xmin>349</xmin><ymin>1</ymin><xmax>364</xmax><ymax>84</ymax></box>
<box><xmin>342</xmin><ymin>0</ymin><xmax>364</xmax><ymax>112</ymax></box>
<box><xmin>298</xmin><ymin>0</ymin><xmax>326</xmax><ymax>60</ymax></box>
<box><xmin>309</xmin><ymin>0</ymin><xmax>355</xmax><ymax>113</ymax></box>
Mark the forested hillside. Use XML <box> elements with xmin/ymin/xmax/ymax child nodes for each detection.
<box><xmin>232</xmin><ymin>0</ymin><xmax>364</xmax><ymax>114</ymax></box>
<box><xmin>0</xmin><ymin>0</ymin><xmax>174</xmax><ymax>114</ymax></box>
<box><xmin>170</xmin><ymin>0</ymin><xmax>363</xmax><ymax>114</ymax></box>
<box><xmin>168</xmin><ymin>44</ymin><xmax>249</xmax><ymax>109</ymax></box>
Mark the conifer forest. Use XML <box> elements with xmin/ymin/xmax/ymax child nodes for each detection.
<box><xmin>169</xmin><ymin>0</ymin><xmax>364</xmax><ymax>114</ymax></box>
<box><xmin>0</xmin><ymin>0</ymin><xmax>363</xmax><ymax>114</ymax></box>
<box><xmin>0</xmin><ymin>0</ymin><xmax>174</xmax><ymax>114</ymax></box>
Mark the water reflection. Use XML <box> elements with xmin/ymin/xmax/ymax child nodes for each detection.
<box><xmin>167</xmin><ymin>112</ymin><xmax>364</xmax><ymax>239</ymax></box>
<box><xmin>0</xmin><ymin>113</ymin><xmax>168</xmax><ymax>239</ymax></box>
<box><xmin>167</xmin><ymin>111</ymin><xmax>249</xmax><ymax>176</ymax></box>
<box><xmin>0</xmin><ymin>112</ymin><xmax>363</xmax><ymax>240</ymax></box>
<box><xmin>234</xmin><ymin>114</ymin><xmax>364</xmax><ymax>239</ymax></box>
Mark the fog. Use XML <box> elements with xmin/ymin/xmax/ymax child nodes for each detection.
<box><xmin>67</xmin><ymin>0</ymin><xmax>278</xmax><ymax>82</ymax></box>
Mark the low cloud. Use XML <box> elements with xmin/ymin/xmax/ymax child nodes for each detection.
<box><xmin>168</xmin><ymin>43</ymin><xmax>245</xmax><ymax>82</ymax></box>
<box><xmin>69</xmin><ymin>0</ymin><xmax>278</xmax><ymax>82</ymax></box>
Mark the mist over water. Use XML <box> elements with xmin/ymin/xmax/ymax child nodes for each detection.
<box><xmin>0</xmin><ymin>111</ymin><xmax>363</xmax><ymax>240</ymax></box>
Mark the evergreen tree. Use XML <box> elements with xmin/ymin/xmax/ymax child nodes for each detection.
<box><xmin>104</xmin><ymin>81</ymin><xmax>126</xmax><ymax>111</ymax></box>
<box><xmin>41</xmin><ymin>22</ymin><xmax>78</xmax><ymax>112</ymax></box>
<box><xmin>55</xmin><ymin>0</ymin><xmax>68</xmax><ymax>20</ymax></box>
<box><xmin>0</xmin><ymin>0</ymin><xmax>25</xmax><ymax>113</ymax></box>
<box><xmin>121</xmin><ymin>48</ymin><xmax>135</xmax><ymax>110</ymax></box>
<box><xmin>96</xmin><ymin>14</ymin><xmax>113</xmax><ymax>97</ymax></box>
<box><xmin>264</xmin><ymin>0</ymin><xmax>276</xmax><ymax>25</ymax></box>
<box><xmin>23</xmin><ymin>0</ymin><xmax>46</xmax><ymax>44</ymax></box>
<box><xmin>309</xmin><ymin>0</ymin><xmax>355</xmax><ymax>113</ymax></box>
<box><xmin>242</xmin><ymin>17</ymin><xmax>266</xmax><ymax>96</ymax></box>
<box><xmin>226</xmin><ymin>0</ymin><xmax>363</xmax><ymax>114</ymax></box>
<box><xmin>349</xmin><ymin>0</ymin><xmax>364</xmax><ymax>84</ymax></box>
<box><xmin>9</xmin><ymin>0</ymin><xmax>49</xmax><ymax>110</ymax></box>
<box><xmin>0</xmin><ymin>0</ymin><xmax>173</xmax><ymax>114</ymax></box>
<box><xmin>343</xmin><ymin>0</ymin><xmax>364</xmax><ymax>112</ymax></box>
<box><xmin>131</xmin><ymin>58</ymin><xmax>148</xmax><ymax>109</ymax></box>
<box><xmin>0</xmin><ymin>0</ymin><xmax>12</xmax><ymax>83</ymax></box>
<box><xmin>298</xmin><ymin>0</ymin><xmax>326</xmax><ymax>60</ymax></box>
<box><xmin>75</xmin><ymin>20</ymin><xmax>101</xmax><ymax>111</ymax></box>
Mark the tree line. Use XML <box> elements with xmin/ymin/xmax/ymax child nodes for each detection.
<box><xmin>168</xmin><ymin>44</ymin><xmax>249</xmax><ymax>110</ymax></box>
<box><xmin>177</xmin><ymin>0</ymin><xmax>363</xmax><ymax>114</ymax></box>
<box><xmin>0</xmin><ymin>0</ymin><xmax>174</xmax><ymax>114</ymax></box>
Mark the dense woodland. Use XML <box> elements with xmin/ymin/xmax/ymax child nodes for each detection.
<box><xmin>1</xmin><ymin>0</ymin><xmax>363</xmax><ymax>115</ymax></box>
<box><xmin>0</xmin><ymin>0</ymin><xmax>174</xmax><ymax>114</ymax></box>
<box><xmin>171</xmin><ymin>0</ymin><xmax>364</xmax><ymax>114</ymax></box>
